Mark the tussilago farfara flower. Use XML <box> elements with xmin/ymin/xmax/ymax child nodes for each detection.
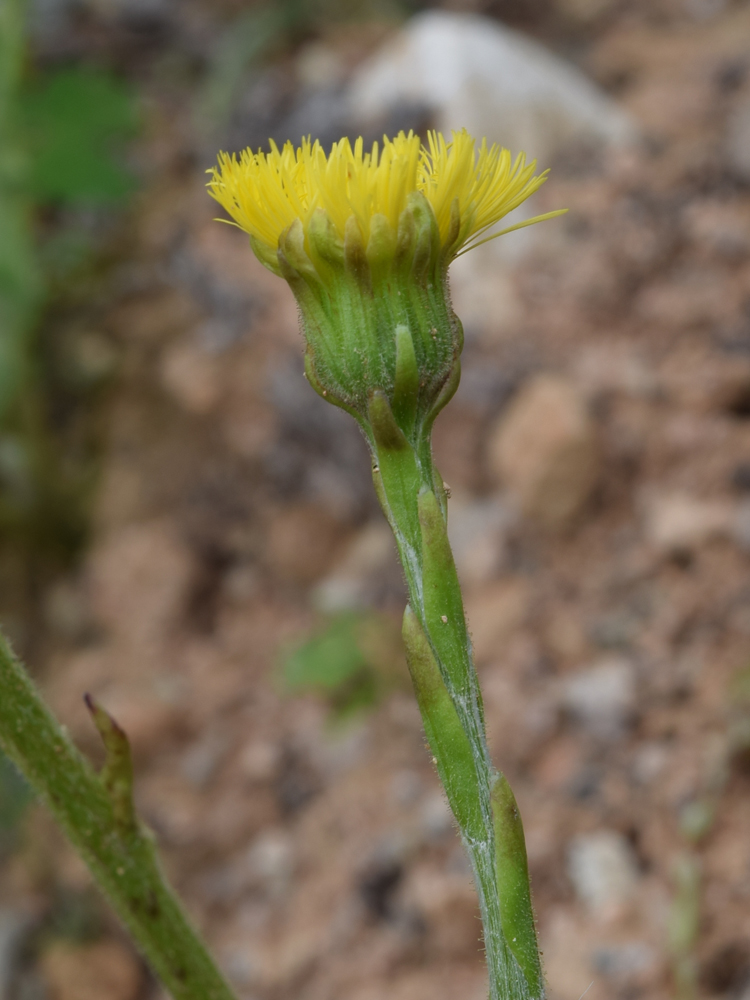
<box><xmin>208</xmin><ymin>129</ymin><xmax>563</xmax><ymax>266</ymax></box>
<box><xmin>208</xmin><ymin>129</ymin><xmax>565</xmax><ymax>434</ymax></box>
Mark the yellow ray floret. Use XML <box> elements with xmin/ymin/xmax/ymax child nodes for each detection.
<box><xmin>208</xmin><ymin>129</ymin><xmax>565</xmax><ymax>261</ymax></box>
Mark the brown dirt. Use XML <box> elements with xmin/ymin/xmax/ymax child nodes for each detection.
<box><xmin>3</xmin><ymin>3</ymin><xmax>750</xmax><ymax>1000</ymax></box>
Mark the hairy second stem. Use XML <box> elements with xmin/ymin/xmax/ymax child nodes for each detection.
<box><xmin>0</xmin><ymin>633</ymin><xmax>237</xmax><ymax>1000</ymax></box>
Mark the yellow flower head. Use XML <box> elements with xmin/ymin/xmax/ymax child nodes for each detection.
<box><xmin>207</xmin><ymin>128</ymin><xmax>565</xmax><ymax>265</ymax></box>
<box><xmin>207</xmin><ymin>130</ymin><xmax>566</xmax><ymax>427</ymax></box>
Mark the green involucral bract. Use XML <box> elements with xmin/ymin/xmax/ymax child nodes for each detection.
<box><xmin>277</xmin><ymin>191</ymin><xmax>462</xmax><ymax>433</ymax></box>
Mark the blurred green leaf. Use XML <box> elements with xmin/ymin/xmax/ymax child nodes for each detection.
<box><xmin>283</xmin><ymin>611</ymin><xmax>406</xmax><ymax>719</ymax></box>
<box><xmin>285</xmin><ymin>612</ymin><xmax>369</xmax><ymax>692</ymax></box>
<box><xmin>0</xmin><ymin>0</ymin><xmax>44</xmax><ymax>420</ymax></box>
<box><xmin>20</xmin><ymin>67</ymin><xmax>138</xmax><ymax>204</ymax></box>
<box><xmin>197</xmin><ymin>5</ymin><xmax>290</xmax><ymax>135</ymax></box>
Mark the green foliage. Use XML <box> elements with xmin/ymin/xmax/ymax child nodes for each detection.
<box><xmin>0</xmin><ymin>0</ymin><xmax>43</xmax><ymax>421</ymax></box>
<box><xmin>668</xmin><ymin>854</ymin><xmax>701</xmax><ymax>1000</ymax></box>
<box><xmin>197</xmin><ymin>5</ymin><xmax>291</xmax><ymax>133</ymax></box>
<box><xmin>0</xmin><ymin>40</ymin><xmax>138</xmax><ymax>574</ymax></box>
<box><xmin>283</xmin><ymin>611</ymin><xmax>405</xmax><ymax>718</ymax></box>
<box><xmin>19</xmin><ymin>67</ymin><xmax>138</xmax><ymax>205</ymax></box>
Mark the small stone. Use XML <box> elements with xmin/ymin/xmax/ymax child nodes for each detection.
<box><xmin>296</xmin><ymin>41</ymin><xmax>346</xmax><ymax>90</ymax></box>
<box><xmin>240</xmin><ymin>739</ymin><xmax>280</xmax><ymax>781</ymax></box>
<box><xmin>312</xmin><ymin>521</ymin><xmax>395</xmax><ymax>612</ymax></box>
<box><xmin>43</xmin><ymin>578</ymin><xmax>93</xmax><ymax>641</ymax></box>
<box><xmin>631</xmin><ymin>742</ymin><xmax>669</xmax><ymax>786</ymax></box>
<box><xmin>734</xmin><ymin>500</ymin><xmax>750</xmax><ymax>552</ymax></box>
<box><xmin>391</xmin><ymin>769</ymin><xmax>424</xmax><ymax>806</ymax></box>
<box><xmin>246</xmin><ymin>830</ymin><xmax>295</xmax><ymax>897</ymax></box>
<box><xmin>465</xmin><ymin>579</ymin><xmax>530</xmax><ymax>665</ymax></box>
<box><xmin>487</xmin><ymin>374</ymin><xmax>599</xmax><ymax>531</ymax></box>
<box><xmin>563</xmin><ymin>656</ymin><xmax>637</xmax><ymax>740</ymax></box>
<box><xmin>731</xmin><ymin>463</ymin><xmax>750</xmax><ymax>493</ymax></box>
<box><xmin>88</xmin><ymin>520</ymin><xmax>195</xmax><ymax>649</ymax></box>
<box><xmin>0</xmin><ymin>909</ymin><xmax>28</xmax><ymax>997</ymax></box>
<box><xmin>592</xmin><ymin>941</ymin><xmax>658</xmax><ymax>983</ymax></box>
<box><xmin>684</xmin><ymin>199</ymin><xmax>750</xmax><ymax>261</ymax></box>
<box><xmin>568</xmin><ymin>830</ymin><xmax>640</xmax><ymax>913</ymax></box>
<box><xmin>160</xmin><ymin>340</ymin><xmax>222</xmax><ymax>415</ymax></box>
<box><xmin>447</xmin><ymin>495</ymin><xmax>513</xmax><ymax>585</ymax></box>
<box><xmin>264</xmin><ymin>503</ymin><xmax>345</xmax><ymax>585</ymax></box>
<box><xmin>420</xmin><ymin>792</ymin><xmax>454</xmax><ymax>841</ymax></box>
<box><xmin>726</xmin><ymin>95</ymin><xmax>750</xmax><ymax>180</ymax></box>
<box><xmin>643</xmin><ymin>492</ymin><xmax>734</xmax><ymax>555</ymax></box>
<box><xmin>181</xmin><ymin>732</ymin><xmax>230</xmax><ymax>789</ymax></box>
<box><xmin>41</xmin><ymin>940</ymin><xmax>142</xmax><ymax>1000</ymax></box>
<box><xmin>574</xmin><ymin>343</ymin><xmax>660</xmax><ymax>400</ymax></box>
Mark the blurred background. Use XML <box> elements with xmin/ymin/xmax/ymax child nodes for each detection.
<box><xmin>2</xmin><ymin>0</ymin><xmax>750</xmax><ymax>997</ymax></box>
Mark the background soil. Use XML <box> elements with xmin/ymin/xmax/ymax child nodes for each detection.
<box><xmin>2</xmin><ymin>1</ymin><xmax>750</xmax><ymax>999</ymax></box>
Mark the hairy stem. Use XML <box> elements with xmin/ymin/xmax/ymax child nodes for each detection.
<box><xmin>368</xmin><ymin>391</ymin><xmax>543</xmax><ymax>1000</ymax></box>
<box><xmin>0</xmin><ymin>631</ymin><xmax>238</xmax><ymax>1000</ymax></box>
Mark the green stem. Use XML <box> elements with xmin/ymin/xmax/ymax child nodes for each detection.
<box><xmin>368</xmin><ymin>391</ymin><xmax>543</xmax><ymax>1000</ymax></box>
<box><xmin>0</xmin><ymin>631</ymin><xmax>238</xmax><ymax>1000</ymax></box>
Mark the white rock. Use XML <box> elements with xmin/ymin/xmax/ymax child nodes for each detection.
<box><xmin>487</xmin><ymin>374</ymin><xmax>599</xmax><ymax>531</ymax></box>
<box><xmin>348</xmin><ymin>12</ymin><xmax>636</xmax><ymax>167</ymax></box>
<box><xmin>563</xmin><ymin>656</ymin><xmax>637</xmax><ymax>740</ymax></box>
<box><xmin>643</xmin><ymin>492</ymin><xmax>734</xmax><ymax>555</ymax></box>
<box><xmin>246</xmin><ymin>830</ymin><xmax>295</xmax><ymax>896</ymax></box>
<box><xmin>568</xmin><ymin>830</ymin><xmax>639</xmax><ymax>913</ymax></box>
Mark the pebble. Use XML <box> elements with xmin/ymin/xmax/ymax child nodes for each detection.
<box><xmin>446</xmin><ymin>495</ymin><xmax>513</xmax><ymax>585</ymax></box>
<box><xmin>88</xmin><ymin>520</ymin><xmax>195</xmax><ymax>649</ymax></box>
<box><xmin>465</xmin><ymin>579</ymin><xmax>530</xmax><ymax>665</ymax></box>
<box><xmin>348</xmin><ymin>11</ymin><xmax>636</xmax><ymax>172</ymax></box>
<box><xmin>40</xmin><ymin>940</ymin><xmax>142</xmax><ymax>1000</ymax></box>
<box><xmin>0</xmin><ymin>909</ymin><xmax>28</xmax><ymax>999</ymax></box>
<box><xmin>643</xmin><ymin>492</ymin><xmax>734</xmax><ymax>555</ymax></box>
<box><xmin>563</xmin><ymin>656</ymin><xmax>637</xmax><ymax>740</ymax></box>
<box><xmin>181</xmin><ymin>731</ymin><xmax>230</xmax><ymax>789</ymax></box>
<box><xmin>159</xmin><ymin>339</ymin><xmax>222</xmax><ymax>415</ymax></box>
<box><xmin>312</xmin><ymin>521</ymin><xmax>395</xmax><ymax>612</ymax></box>
<box><xmin>734</xmin><ymin>500</ymin><xmax>750</xmax><ymax>552</ymax></box>
<box><xmin>567</xmin><ymin>830</ymin><xmax>640</xmax><ymax>913</ymax></box>
<box><xmin>487</xmin><ymin>374</ymin><xmax>599</xmax><ymax>531</ymax></box>
<box><xmin>245</xmin><ymin>830</ymin><xmax>295</xmax><ymax>897</ymax></box>
<box><xmin>420</xmin><ymin>792</ymin><xmax>454</xmax><ymax>841</ymax></box>
<box><xmin>264</xmin><ymin>503</ymin><xmax>345</xmax><ymax>585</ymax></box>
<box><xmin>725</xmin><ymin>95</ymin><xmax>750</xmax><ymax>180</ymax></box>
<box><xmin>592</xmin><ymin>941</ymin><xmax>658</xmax><ymax>982</ymax></box>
